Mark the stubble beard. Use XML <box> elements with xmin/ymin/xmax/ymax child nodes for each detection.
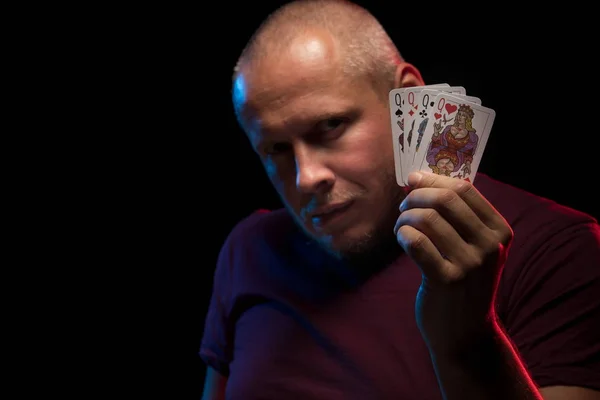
<box><xmin>291</xmin><ymin>167</ymin><xmax>406</xmax><ymax>270</ymax></box>
<box><xmin>336</xmin><ymin>172</ymin><xmax>404</xmax><ymax>269</ymax></box>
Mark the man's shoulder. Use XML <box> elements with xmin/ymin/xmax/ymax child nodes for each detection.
<box><xmin>474</xmin><ymin>173</ymin><xmax>597</xmax><ymax>231</ymax></box>
<box><xmin>217</xmin><ymin>208</ymin><xmax>300</xmax><ymax>265</ymax></box>
<box><xmin>225</xmin><ymin>208</ymin><xmax>297</xmax><ymax>244</ymax></box>
<box><xmin>212</xmin><ymin>208</ymin><xmax>298</xmax><ymax>288</ymax></box>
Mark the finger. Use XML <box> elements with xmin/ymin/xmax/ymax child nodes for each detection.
<box><xmin>400</xmin><ymin>187</ymin><xmax>492</xmax><ymax>246</ymax></box>
<box><xmin>408</xmin><ymin>171</ymin><xmax>509</xmax><ymax>235</ymax></box>
<box><xmin>394</xmin><ymin>208</ymin><xmax>475</xmax><ymax>267</ymax></box>
<box><xmin>395</xmin><ymin>225</ymin><xmax>459</xmax><ymax>283</ymax></box>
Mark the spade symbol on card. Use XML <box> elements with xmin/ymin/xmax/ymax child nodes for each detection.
<box><xmin>395</xmin><ymin>108</ymin><xmax>403</xmax><ymax>117</ymax></box>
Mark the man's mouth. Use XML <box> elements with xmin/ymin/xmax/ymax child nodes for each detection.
<box><xmin>310</xmin><ymin>200</ymin><xmax>354</xmax><ymax>228</ymax></box>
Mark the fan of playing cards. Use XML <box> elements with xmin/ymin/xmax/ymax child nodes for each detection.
<box><xmin>388</xmin><ymin>84</ymin><xmax>496</xmax><ymax>186</ymax></box>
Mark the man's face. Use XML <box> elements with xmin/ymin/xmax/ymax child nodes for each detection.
<box><xmin>233</xmin><ymin>31</ymin><xmax>403</xmax><ymax>258</ymax></box>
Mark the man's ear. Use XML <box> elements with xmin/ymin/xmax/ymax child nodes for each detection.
<box><xmin>394</xmin><ymin>62</ymin><xmax>425</xmax><ymax>89</ymax></box>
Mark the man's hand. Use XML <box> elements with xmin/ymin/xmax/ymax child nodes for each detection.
<box><xmin>393</xmin><ymin>170</ymin><xmax>513</xmax><ymax>354</ymax></box>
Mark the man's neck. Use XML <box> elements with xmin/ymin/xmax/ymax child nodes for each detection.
<box><xmin>318</xmin><ymin>234</ymin><xmax>404</xmax><ymax>288</ymax></box>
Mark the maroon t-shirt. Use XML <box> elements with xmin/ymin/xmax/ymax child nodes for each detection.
<box><xmin>200</xmin><ymin>173</ymin><xmax>600</xmax><ymax>399</ymax></box>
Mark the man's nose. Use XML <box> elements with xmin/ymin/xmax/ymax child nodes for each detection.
<box><xmin>294</xmin><ymin>145</ymin><xmax>334</xmax><ymax>195</ymax></box>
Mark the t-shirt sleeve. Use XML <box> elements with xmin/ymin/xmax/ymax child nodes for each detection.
<box><xmin>199</xmin><ymin>235</ymin><xmax>234</xmax><ymax>377</ymax></box>
<box><xmin>198</xmin><ymin>210</ymin><xmax>271</xmax><ymax>377</ymax></box>
<box><xmin>499</xmin><ymin>219</ymin><xmax>600</xmax><ymax>390</ymax></box>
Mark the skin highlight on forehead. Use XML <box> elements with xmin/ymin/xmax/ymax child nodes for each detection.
<box><xmin>243</xmin><ymin>31</ymin><xmax>340</xmax><ymax>104</ymax></box>
<box><xmin>286</xmin><ymin>29</ymin><xmax>339</xmax><ymax>71</ymax></box>
<box><xmin>233</xmin><ymin>30</ymin><xmax>346</xmax><ymax>142</ymax></box>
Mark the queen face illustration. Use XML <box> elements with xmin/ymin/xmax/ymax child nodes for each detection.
<box><xmin>457</xmin><ymin>110</ymin><xmax>467</xmax><ymax>126</ymax></box>
<box><xmin>436</xmin><ymin>158</ymin><xmax>455</xmax><ymax>176</ymax></box>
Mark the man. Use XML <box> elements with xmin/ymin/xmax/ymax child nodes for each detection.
<box><xmin>200</xmin><ymin>1</ymin><xmax>600</xmax><ymax>398</ymax></box>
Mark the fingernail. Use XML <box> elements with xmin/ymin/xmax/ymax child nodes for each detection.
<box><xmin>408</xmin><ymin>172</ymin><xmax>422</xmax><ymax>186</ymax></box>
<box><xmin>399</xmin><ymin>198</ymin><xmax>406</xmax><ymax>211</ymax></box>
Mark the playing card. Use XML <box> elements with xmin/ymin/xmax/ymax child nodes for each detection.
<box><xmin>411</xmin><ymin>92</ymin><xmax>495</xmax><ymax>183</ymax></box>
<box><xmin>403</xmin><ymin>85</ymin><xmax>465</xmax><ymax>183</ymax></box>
<box><xmin>389</xmin><ymin>87</ymin><xmax>408</xmax><ymax>186</ymax></box>
<box><xmin>409</xmin><ymin>89</ymin><xmax>481</xmax><ymax>175</ymax></box>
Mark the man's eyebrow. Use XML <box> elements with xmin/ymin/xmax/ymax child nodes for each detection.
<box><xmin>255</xmin><ymin>105</ymin><xmax>360</xmax><ymax>146</ymax></box>
<box><xmin>279</xmin><ymin>108</ymin><xmax>357</xmax><ymax>129</ymax></box>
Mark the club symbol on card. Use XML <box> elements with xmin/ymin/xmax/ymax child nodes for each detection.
<box><xmin>395</xmin><ymin>108</ymin><xmax>403</xmax><ymax>116</ymax></box>
<box><xmin>419</xmin><ymin>110</ymin><xmax>427</xmax><ymax>117</ymax></box>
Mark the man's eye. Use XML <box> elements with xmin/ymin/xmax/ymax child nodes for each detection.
<box><xmin>318</xmin><ymin>117</ymin><xmax>345</xmax><ymax>132</ymax></box>
<box><xmin>264</xmin><ymin>142</ymin><xmax>291</xmax><ymax>155</ymax></box>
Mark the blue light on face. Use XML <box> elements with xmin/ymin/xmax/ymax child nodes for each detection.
<box><xmin>232</xmin><ymin>72</ymin><xmax>258</xmax><ymax>144</ymax></box>
<box><xmin>264</xmin><ymin>156</ymin><xmax>277</xmax><ymax>178</ymax></box>
<box><xmin>232</xmin><ymin>74</ymin><xmax>247</xmax><ymax>114</ymax></box>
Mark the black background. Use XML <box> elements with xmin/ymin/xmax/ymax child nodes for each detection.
<box><xmin>106</xmin><ymin>1</ymin><xmax>598</xmax><ymax>397</ymax></box>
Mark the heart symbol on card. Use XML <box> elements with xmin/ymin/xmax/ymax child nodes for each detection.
<box><xmin>434</xmin><ymin>112</ymin><xmax>442</xmax><ymax>120</ymax></box>
<box><xmin>445</xmin><ymin>104</ymin><xmax>458</xmax><ymax>114</ymax></box>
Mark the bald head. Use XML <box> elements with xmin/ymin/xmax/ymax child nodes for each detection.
<box><xmin>228</xmin><ymin>2</ymin><xmax>418</xmax><ymax>259</ymax></box>
<box><xmin>233</xmin><ymin>0</ymin><xmax>402</xmax><ymax>96</ymax></box>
